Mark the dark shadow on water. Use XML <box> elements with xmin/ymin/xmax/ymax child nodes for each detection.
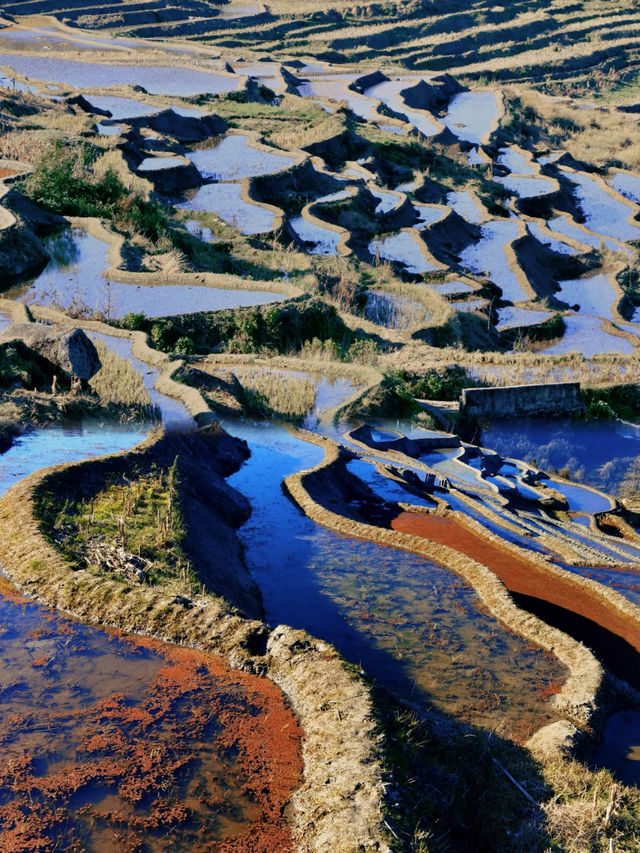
<box><xmin>227</xmin><ymin>420</ymin><xmax>559</xmax><ymax>850</ymax></box>
<box><xmin>513</xmin><ymin>591</ymin><xmax>640</xmax><ymax>691</ymax></box>
<box><xmin>227</xmin><ymin>421</ymin><xmax>433</xmax><ymax>705</ymax></box>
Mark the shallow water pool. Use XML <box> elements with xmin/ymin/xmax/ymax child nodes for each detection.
<box><xmin>180</xmin><ymin>182</ymin><xmax>277</xmax><ymax>234</ymax></box>
<box><xmin>0</xmin><ymin>53</ymin><xmax>241</xmax><ymax>96</ymax></box>
<box><xmin>459</xmin><ymin>219</ymin><xmax>528</xmax><ymax>302</ymax></box>
<box><xmin>9</xmin><ymin>227</ymin><xmax>286</xmax><ymax>321</ymax></box>
<box><xmin>369</xmin><ymin>231</ymin><xmax>439</xmax><ymax>274</ymax></box>
<box><xmin>188</xmin><ymin>135</ymin><xmax>294</xmax><ymax>180</ymax></box>
<box><xmin>442</xmin><ymin>91</ymin><xmax>500</xmax><ymax>145</ymax></box>
<box><xmin>227</xmin><ymin>422</ymin><xmax>567</xmax><ymax>738</ymax></box>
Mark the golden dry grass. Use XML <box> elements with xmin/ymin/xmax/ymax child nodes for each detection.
<box><xmin>508</xmin><ymin>86</ymin><xmax>640</xmax><ymax>171</ymax></box>
<box><xmin>235</xmin><ymin>366</ymin><xmax>317</xmax><ymax>419</ymax></box>
<box><xmin>89</xmin><ymin>339</ymin><xmax>152</xmax><ymax>408</ymax></box>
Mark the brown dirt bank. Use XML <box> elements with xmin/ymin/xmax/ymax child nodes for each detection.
<box><xmin>0</xmin><ymin>426</ymin><xmax>391</xmax><ymax>853</ymax></box>
<box><xmin>391</xmin><ymin>511</ymin><xmax>640</xmax><ymax>656</ymax></box>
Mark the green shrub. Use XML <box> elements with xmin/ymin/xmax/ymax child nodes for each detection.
<box><xmin>120</xmin><ymin>312</ymin><xmax>147</xmax><ymax>331</ymax></box>
<box><xmin>172</xmin><ymin>336</ymin><xmax>196</xmax><ymax>355</ymax></box>
<box><xmin>584</xmin><ymin>398</ymin><xmax>617</xmax><ymax>421</ymax></box>
<box><xmin>582</xmin><ymin>384</ymin><xmax>640</xmax><ymax>421</ymax></box>
<box><xmin>24</xmin><ymin>140</ymin><xmax>169</xmax><ymax>243</ymax></box>
<box><xmin>124</xmin><ymin>298</ymin><xmax>356</xmax><ymax>357</ymax></box>
<box><xmin>405</xmin><ymin>366</ymin><xmax>482</xmax><ymax>401</ymax></box>
<box><xmin>617</xmin><ymin>266</ymin><xmax>640</xmax><ymax>296</ymax></box>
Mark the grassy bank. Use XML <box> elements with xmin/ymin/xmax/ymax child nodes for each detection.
<box><xmin>377</xmin><ymin>686</ymin><xmax>640</xmax><ymax>853</ymax></box>
<box><xmin>118</xmin><ymin>296</ymin><xmax>374</xmax><ymax>360</ymax></box>
<box><xmin>0</xmin><ymin>425</ymin><xmax>393</xmax><ymax>853</ymax></box>
<box><xmin>35</xmin><ymin>460</ymin><xmax>198</xmax><ymax>589</ymax></box>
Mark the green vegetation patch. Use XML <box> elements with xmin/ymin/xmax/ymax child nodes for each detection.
<box><xmin>501</xmin><ymin>314</ymin><xmax>566</xmax><ymax>349</ymax></box>
<box><xmin>119</xmin><ymin>297</ymin><xmax>360</xmax><ymax>357</ymax></box>
<box><xmin>35</xmin><ymin>461</ymin><xmax>195</xmax><ymax>588</ymax></box>
<box><xmin>582</xmin><ymin>384</ymin><xmax>640</xmax><ymax>422</ymax></box>
<box><xmin>24</xmin><ymin>140</ymin><xmax>168</xmax><ymax>243</ymax></box>
<box><xmin>345</xmin><ymin>372</ymin><xmax>421</xmax><ymax>420</ymax></box>
<box><xmin>0</xmin><ymin>340</ymin><xmax>62</xmax><ymax>392</ymax></box>
<box><xmin>402</xmin><ymin>365</ymin><xmax>486</xmax><ymax>401</ymax></box>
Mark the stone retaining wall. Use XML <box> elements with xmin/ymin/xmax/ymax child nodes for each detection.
<box><xmin>461</xmin><ymin>381</ymin><xmax>584</xmax><ymax>418</ymax></box>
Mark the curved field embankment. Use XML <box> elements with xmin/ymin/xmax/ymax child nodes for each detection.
<box><xmin>282</xmin><ymin>430</ymin><xmax>620</xmax><ymax>748</ymax></box>
<box><xmin>391</xmin><ymin>511</ymin><xmax>640</xmax><ymax>654</ymax></box>
<box><xmin>0</xmin><ymin>323</ymin><xmax>392</xmax><ymax>853</ymax></box>
<box><xmin>335</xmin><ymin>427</ymin><xmax>640</xmax><ymax>651</ymax></box>
<box><xmin>69</xmin><ymin>216</ymin><xmax>303</xmax><ymax>299</ymax></box>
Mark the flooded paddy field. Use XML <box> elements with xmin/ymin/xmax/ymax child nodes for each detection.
<box><xmin>187</xmin><ymin>136</ymin><xmax>295</xmax><ymax>181</ymax></box>
<box><xmin>1</xmin><ymin>26</ymin><xmax>639</xmax><ymax>359</ymax></box>
<box><xmin>6</xmin><ymin>7</ymin><xmax>640</xmax><ymax>846</ymax></box>
<box><xmin>0</xmin><ymin>53</ymin><xmax>240</xmax><ymax>96</ymax></box>
<box><xmin>86</xmin><ymin>331</ymin><xmax>193</xmax><ymax>430</ymax></box>
<box><xmin>0</xmin><ymin>583</ymin><xmax>301</xmax><ymax>853</ymax></box>
<box><xmin>330</xmin><ymin>423</ymin><xmax>640</xmax><ymax>690</ymax></box>
<box><xmin>290</xmin><ymin>215</ymin><xmax>342</xmax><ymax>255</ymax></box>
<box><xmin>179</xmin><ymin>183</ymin><xmax>277</xmax><ymax>235</ymax></box>
<box><xmin>441</xmin><ymin>91</ymin><xmax>501</xmax><ymax>146</ymax></box>
<box><xmin>227</xmin><ymin>423</ymin><xmax>568</xmax><ymax>742</ymax></box>
<box><xmin>6</xmin><ymin>227</ymin><xmax>287</xmax><ymax>319</ymax></box>
<box><xmin>479</xmin><ymin>417</ymin><xmax>640</xmax><ymax>496</ymax></box>
<box><xmin>0</xmin><ymin>372</ymin><xmax>301</xmax><ymax>852</ymax></box>
<box><xmin>369</xmin><ymin>231</ymin><xmax>440</xmax><ymax>274</ymax></box>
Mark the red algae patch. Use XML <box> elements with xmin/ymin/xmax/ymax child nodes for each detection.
<box><xmin>391</xmin><ymin>511</ymin><xmax>640</xmax><ymax>653</ymax></box>
<box><xmin>0</xmin><ymin>592</ymin><xmax>302</xmax><ymax>853</ymax></box>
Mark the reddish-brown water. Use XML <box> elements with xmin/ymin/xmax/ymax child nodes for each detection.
<box><xmin>0</xmin><ymin>578</ymin><xmax>302</xmax><ymax>853</ymax></box>
<box><xmin>391</xmin><ymin>511</ymin><xmax>640</xmax><ymax>654</ymax></box>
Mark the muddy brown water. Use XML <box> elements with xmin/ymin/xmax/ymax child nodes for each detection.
<box><xmin>0</xmin><ymin>579</ymin><xmax>301</xmax><ymax>853</ymax></box>
<box><xmin>391</xmin><ymin>511</ymin><xmax>640</xmax><ymax>656</ymax></box>
<box><xmin>0</xmin><ymin>424</ymin><xmax>301</xmax><ymax>853</ymax></box>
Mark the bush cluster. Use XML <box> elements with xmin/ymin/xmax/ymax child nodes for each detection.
<box><xmin>402</xmin><ymin>365</ymin><xmax>483</xmax><ymax>401</ymax></box>
<box><xmin>582</xmin><ymin>384</ymin><xmax>640</xmax><ymax>422</ymax></box>
<box><xmin>120</xmin><ymin>298</ymin><xmax>355</xmax><ymax>356</ymax></box>
<box><xmin>24</xmin><ymin>140</ymin><xmax>168</xmax><ymax>243</ymax></box>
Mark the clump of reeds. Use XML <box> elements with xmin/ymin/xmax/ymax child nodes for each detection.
<box><xmin>542</xmin><ymin>757</ymin><xmax>640</xmax><ymax>853</ymax></box>
<box><xmin>89</xmin><ymin>339</ymin><xmax>153</xmax><ymax>410</ymax></box>
<box><xmin>0</xmin><ymin>128</ymin><xmax>53</xmax><ymax>164</ymax></box>
<box><xmin>365</xmin><ymin>290</ymin><xmax>429</xmax><ymax>331</ymax></box>
<box><xmin>236</xmin><ymin>367</ymin><xmax>317</xmax><ymax>420</ymax></box>
<box><xmin>468</xmin><ymin>354</ymin><xmax>640</xmax><ymax>389</ymax></box>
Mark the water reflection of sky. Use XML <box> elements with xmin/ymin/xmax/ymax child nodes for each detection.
<box><xmin>228</xmin><ymin>422</ymin><xmax>567</xmax><ymax>735</ymax></box>
<box><xmin>480</xmin><ymin>418</ymin><xmax>640</xmax><ymax>496</ymax></box>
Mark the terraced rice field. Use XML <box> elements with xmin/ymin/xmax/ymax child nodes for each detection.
<box><xmin>16</xmin><ymin>0</ymin><xmax>640</xmax><ymax>97</ymax></box>
<box><xmin>5</xmin><ymin>5</ymin><xmax>640</xmax><ymax>849</ymax></box>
